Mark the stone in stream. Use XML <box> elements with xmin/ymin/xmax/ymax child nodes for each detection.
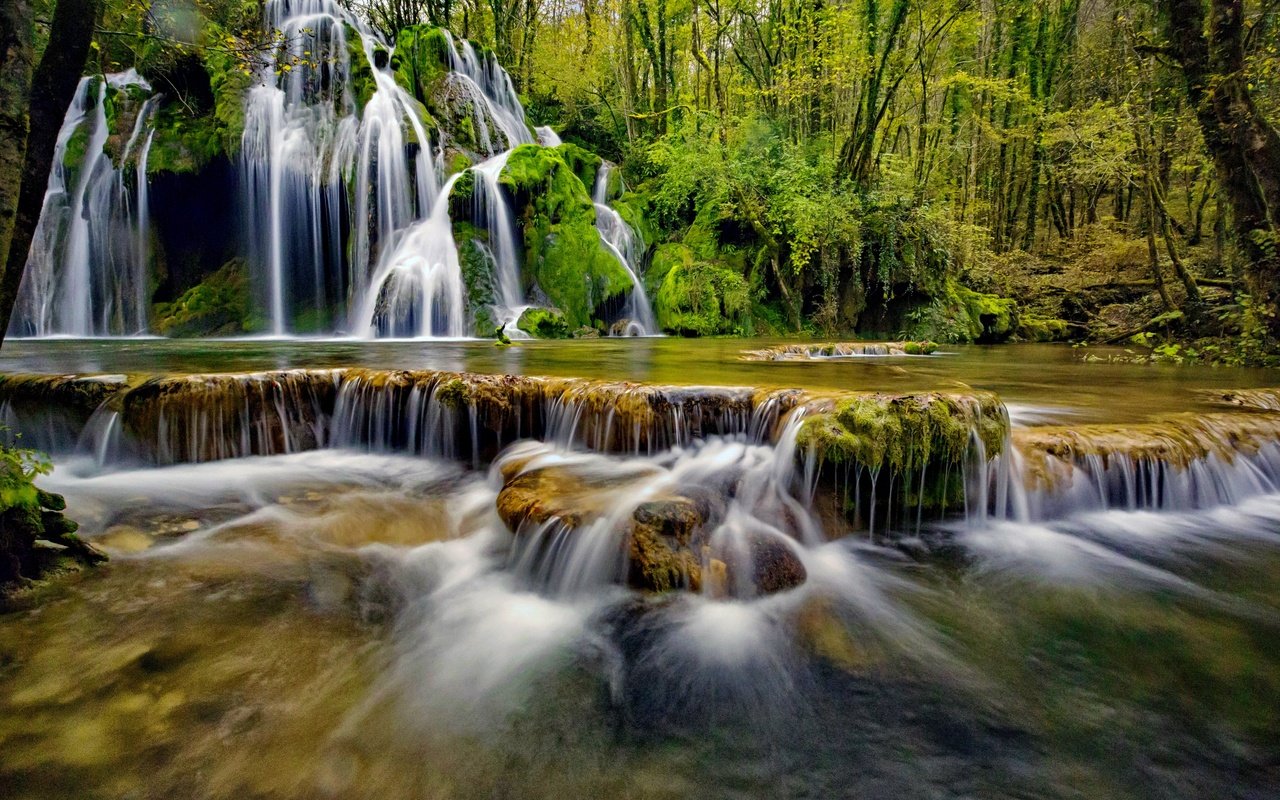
<box><xmin>496</xmin><ymin>459</ymin><xmax>805</xmax><ymax>596</ymax></box>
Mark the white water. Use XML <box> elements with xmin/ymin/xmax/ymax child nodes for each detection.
<box><xmin>241</xmin><ymin>0</ymin><xmax>440</xmax><ymax>335</ymax></box>
<box><xmin>13</xmin><ymin>72</ymin><xmax>154</xmax><ymax>337</ymax></box>
<box><xmin>592</xmin><ymin>165</ymin><xmax>655</xmax><ymax>335</ymax></box>
<box><xmin>470</xmin><ymin>151</ymin><xmax>522</xmax><ymax>308</ymax></box>
<box><xmin>356</xmin><ymin>174</ymin><xmax>468</xmax><ymax>337</ymax></box>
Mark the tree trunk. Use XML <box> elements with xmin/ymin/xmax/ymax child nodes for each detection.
<box><xmin>0</xmin><ymin>0</ymin><xmax>99</xmax><ymax>344</ymax></box>
<box><xmin>0</xmin><ymin>0</ymin><xmax>34</xmax><ymax>284</ymax></box>
<box><xmin>1158</xmin><ymin>0</ymin><xmax>1280</xmax><ymax>335</ymax></box>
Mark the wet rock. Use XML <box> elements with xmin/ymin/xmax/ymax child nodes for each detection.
<box><xmin>498</xmin><ymin>459</ymin><xmax>804</xmax><ymax>596</ymax></box>
<box><xmin>627</xmin><ymin>498</ymin><xmax>708</xmax><ymax>592</ymax></box>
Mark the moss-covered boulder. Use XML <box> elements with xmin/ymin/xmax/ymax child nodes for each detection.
<box><xmin>651</xmin><ymin>243</ymin><xmax>750</xmax><ymax>336</ymax></box>
<box><xmin>500</xmin><ymin>145</ymin><xmax>632</xmax><ymax>328</ymax></box>
<box><xmin>517</xmin><ymin>306</ymin><xmax>571</xmax><ymax>339</ymax></box>
<box><xmin>796</xmin><ymin>391</ymin><xmax>1008</xmax><ymax>526</ymax></box>
<box><xmin>1</xmin><ymin>451</ymin><xmax>105</xmax><ymax>594</ymax></box>
<box><xmin>151</xmin><ymin>258</ymin><xmax>252</xmax><ymax>336</ymax></box>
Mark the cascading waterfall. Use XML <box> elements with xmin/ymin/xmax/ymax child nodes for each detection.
<box><xmin>13</xmin><ymin>71</ymin><xmax>156</xmax><ymax>337</ymax></box>
<box><xmin>12</xmin><ymin>7</ymin><xmax>632</xmax><ymax>341</ymax></box>
<box><xmin>441</xmin><ymin>31</ymin><xmax>534</xmax><ymax>152</ymax></box>
<box><xmin>357</xmin><ymin>174</ymin><xmax>468</xmax><ymax>337</ymax></box>
<box><xmin>242</xmin><ymin>0</ymin><xmax>438</xmax><ymax>336</ymax></box>
<box><xmin>470</xmin><ymin>151</ymin><xmax>523</xmax><ymax>311</ymax></box>
<box><xmin>592</xmin><ymin>164</ymin><xmax>655</xmax><ymax>335</ymax></box>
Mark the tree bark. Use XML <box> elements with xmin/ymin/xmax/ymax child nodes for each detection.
<box><xmin>0</xmin><ymin>0</ymin><xmax>34</xmax><ymax>286</ymax></box>
<box><xmin>1158</xmin><ymin>0</ymin><xmax>1280</xmax><ymax>335</ymax></box>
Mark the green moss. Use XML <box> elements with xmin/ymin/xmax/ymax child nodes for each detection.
<box><xmin>796</xmin><ymin>392</ymin><xmax>1007</xmax><ymax>475</ymax></box>
<box><xmin>1017</xmin><ymin>314</ymin><xmax>1071</xmax><ymax>342</ymax></box>
<box><xmin>957</xmin><ymin>285</ymin><xmax>1016</xmax><ymax>340</ymax></box>
<box><xmin>146</xmin><ymin>104</ymin><xmax>226</xmax><ymax>174</ymax></box>
<box><xmin>151</xmin><ymin>258</ymin><xmax>252</xmax><ymax>336</ymax></box>
<box><xmin>652</xmin><ymin>246</ymin><xmax>750</xmax><ymax>336</ymax></box>
<box><xmin>454</xmin><ymin>221</ymin><xmax>501</xmax><ymax>335</ymax></box>
<box><xmin>391</xmin><ymin>25</ymin><xmax>451</xmax><ymax>105</ymax></box>
<box><xmin>446</xmin><ymin>151</ymin><xmax>472</xmax><ymax>176</ymax></box>
<box><xmin>903</xmin><ymin>341</ymin><xmax>938</xmax><ymax>355</ymax></box>
<box><xmin>554</xmin><ymin>142</ymin><xmax>602</xmax><ymax>191</ymax></box>
<box><xmin>516</xmin><ymin>307</ymin><xmax>571</xmax><ymax>339</ymax></box>
<box><xmin>344</xmin><ymin>24</ymin><xmax>379</xmax><ymax>112</ymax></box>
<box><xmin>436</xmin><ymin>378</ymin><xmax>469</xmax><ymax>408</ymax></box>
<box><xmin>500</xmin><ymin>145</ymin><xmax>632</xmax><ymax>328</ymax></box>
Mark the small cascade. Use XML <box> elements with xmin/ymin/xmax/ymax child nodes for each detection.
<box><xmin>470</xmin><ymin>152</ymin><xmax>522</xmax><ymax>310</ymax></box>
<box><xmin>357</xmin><ymin>174</ymin><xmax>468</xmax><ymax>337</ymax></box>
<box><xmin>441</xmin><ymin>31</ymin><xmax>534</xmax><ymax>152</ymax></box>
<box><xmin>592</xmin><ymin>165</ymin><xmax>655</xmax><ymax>335</ymax></box>
<box><xmin>535</xmin><ymin>126</ymin><xmax>562</xmax><ymax>146</ymax></box>
<box><xmin>499</xmin><ymin>412</ymin><xmax>812</xmax><ymax>598</ymax></box>
<box><xmin>13</xmin><ymin>72</ymin><xmax>156</xmax><ymax>337</ymax></box>
<box><xmin>972</xmin><ymin>413</ymin><xmax>1280</xmax><ymax>523</ymax></box>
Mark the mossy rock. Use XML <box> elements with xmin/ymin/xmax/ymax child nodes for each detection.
<box><xmin>652</xmin><ymin>244</ymin><xmax>750</xmax><ymax>336</ymax></box>
<box><xmin>796</xmin><ymin>391</ymin><xmax>1008</xmax><ymax>475</ymax></box>
<box><xmin>554</xmin><ymin>142</ymin><xmax>602</xmax><ymax>191</ymax></box>
<box><xmin>1016</xmin><ymin>314</ymin><xmax>1071</xmax><ymax>342</ymax></box>
<box><xmin>151</xmin><ymin>258</ymin><xmax>252</xmax><ymax>336</ymax></box>
<box><xmin>516</xmin><ymin>307</ymin><xmax>571</xmax><ymax>339</ymax></box>
<box><xmin>500</xmin><ymin>145</ymin><xmax>632</xmax><ymax>328</ymax></box>
<box><xmin>391</xmin><ymin>24</ymin><xmax>451</xmax><ymax>103</ymax></box>
<box><xmin>345</xmin><ymin>24</ymin><xmax>380</xmax><ymax>112</ymax></box>
<box><xmin>452</xmin><ymin>221</ymin><xmax>500</xmax><ymax>334</ymax></box>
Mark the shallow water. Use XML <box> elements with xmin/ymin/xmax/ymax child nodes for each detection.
<box><xmin>2</xmin><ymin>337</ymin><xmax>1276</xmax><ymax>422</ymax></box>
<box><xmin>2</xmin><ymin>339</ymin><xmax>1279</xmax><ymax>799</ymax></box>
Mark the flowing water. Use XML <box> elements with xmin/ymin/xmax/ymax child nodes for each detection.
<box><xmin>593</xmin><ymin>164</ymin><xmax>656</xmax><ymax>336</ymax></box>
<box><xmin>9</xmin><ymin>6</ymin><xmax>664</xmax><ymax>341</ymax></box>
<box><xmin>1</xmin><ymin>340</ymin><xmax>1278</xmax><ymax>799</ymax></box>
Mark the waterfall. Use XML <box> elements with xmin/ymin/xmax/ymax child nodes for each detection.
<box><xmin>592</xmin><ymin>165</ymin><xmax>656</xmax><ymax>336</ymax></box>
<box><xmin>356</xmin><ymin>174</ymin><xmax>468</xmax><ymax>337</ymax></box>
<box><xmin>470</xmin><ymin>151</ymin><xmax>523</xmax><ymax>313</ymax></box>
<box><xmin>535</xmin><ymin>126</ymin><xmax>562</xmax><ymax>146</ymax></box>
<box><xmin>441</xmin><ymin>31</ymin><xmax>534</xmax><ymax>152</ymax></box>
<box><xmin>12</xmin><ymin>71</ymin><xmax>155</xmax><ymax>337</ymax></box>
<box><xmin>241</xmin><ymin>0</ymin><xmax>439</xmax><ymax>336</ymax></box>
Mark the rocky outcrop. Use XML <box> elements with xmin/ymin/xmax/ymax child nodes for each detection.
<box><xmin>496</xmin><ymin>454</ymin><xmax>805</xmax><ymax>595</ymax></box>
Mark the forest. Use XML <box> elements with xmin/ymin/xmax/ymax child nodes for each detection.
<box><xmin>0</xmin><ymin>0</ymin><xmax>1277</xmax><ymax>358</ymax></box>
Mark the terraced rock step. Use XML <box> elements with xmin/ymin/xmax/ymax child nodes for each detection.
<box><xmin>5</xmin><ymin>368</ymin><xmax>1280</xmax><ymax>525</ymax></box>
<box><xmin>741</xmin><ymin>341</ymin><xmax>939</xmax><ymax>361</ymax></box>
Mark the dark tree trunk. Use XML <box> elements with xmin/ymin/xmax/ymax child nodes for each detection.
<box><xmin>0</xmin><ymin>0</ymin><xmax>100</xmax><ymax>345</ymax></box>
<box><xmin>0</xmin><ymin>0</ymin><xmax>34</xmax><ymax>284</ymax></box>
<box><xmin>1158</xmin><ymin>0</ymin><xmax>1280</xmax><ymax>335</ymax></box>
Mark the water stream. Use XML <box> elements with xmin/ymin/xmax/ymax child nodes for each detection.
<box><xmin>1</xmin><ymin>342</ymin><xmax>1278</xmax><ymax>797</ymax></box>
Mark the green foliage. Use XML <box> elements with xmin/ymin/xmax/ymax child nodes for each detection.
<box><xmin>151</xmin><ymin>259</ymin><xmax>253</xmax><ymax>336</ymax></box>
<box><xmin>652</xmin><ymin>245</ymin><xmax>751</xmax><ymax>336</ymax></box>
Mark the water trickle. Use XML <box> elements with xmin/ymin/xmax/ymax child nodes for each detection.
<box><xmin>470</xmin><ymin>151</ymin><xmax>522</xmax><ymax>310</ymax></box>
<box><xmin>592</xmin><ymin>164</ymin><xmax>655</xmax><ymax>335</ymax></box>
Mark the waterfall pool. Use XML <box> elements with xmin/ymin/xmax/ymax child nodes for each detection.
<box><xmin>1</xmin><ymin>339</ymin><xmax>1278</xmax><ymax>799</ymax></box>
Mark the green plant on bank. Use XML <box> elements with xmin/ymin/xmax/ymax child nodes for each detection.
<box><xmin>0</xmin><ymin>433</ymin><xmax>104</xmax><ymax>590</ymax></box>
